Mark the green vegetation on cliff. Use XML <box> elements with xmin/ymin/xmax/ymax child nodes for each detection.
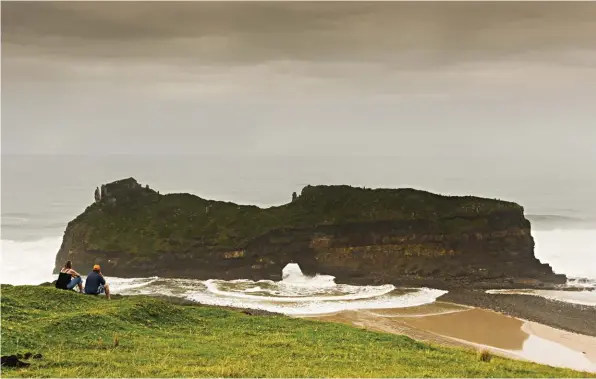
<box><xmin>67</xmin><ymin>178</ymin><xmax>525</xmax><ymax>255</ymax></box>
<box><xmin>1</xmin><ymin>285</ymin><xmax>588</xmax><ymax>378</ymax></box>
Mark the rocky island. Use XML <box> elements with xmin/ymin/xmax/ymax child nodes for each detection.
<box><xmin>54</xmin><ymin>178</ymin><xmax>565</xmax><ymax>289</ymax></box>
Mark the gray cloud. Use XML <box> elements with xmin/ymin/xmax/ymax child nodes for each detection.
<box><xmin>4</xmin><ymin>2</ymin><xmax>596</xmax><ymax>65</ymax></box>
<box><xmin>1</xmin><ymin>1</ymin><xmax>596</xmax><ymax>164</ymax></box>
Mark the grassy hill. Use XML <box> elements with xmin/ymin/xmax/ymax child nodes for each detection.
<box><xmin>1</xmin><ymin>285</ymin><xmax>590</xmax><ymax>378</ymax></box>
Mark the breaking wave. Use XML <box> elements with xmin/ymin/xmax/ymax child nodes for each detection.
<box><xmin>114</xmin><ymin>263</ymin><xmax>447</xmax><ymax>315</ymax></box>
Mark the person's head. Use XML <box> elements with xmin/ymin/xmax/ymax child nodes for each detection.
<box><xmin>93</xmin><ymin>264</ymin><xmax>101</xmax><ymax>273</ymax></box>
<box><xmin>64</xmin><ymin>260</ymin><xmax>72</xmax><ymax>269</ymax></box>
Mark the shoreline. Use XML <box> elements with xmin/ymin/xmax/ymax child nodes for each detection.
<box><xmin>299</xmin><ymin>301</ymin><xmax>596</xmax><ymax>373</ymax></box>
<box><xmin>438</xmin><ymin>289</ymin><xmax>596</xmax><ymax>337</ymax></box>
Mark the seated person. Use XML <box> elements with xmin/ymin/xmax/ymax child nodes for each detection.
<box><xmin>55</xmin><ymin>260</ymin><xmax>83</xmax><ymax>292</ymax></box>
<box><xmin>83</xmin><ymin>264</ymin><xmax>111</xmax><ymax>300</ymax></box>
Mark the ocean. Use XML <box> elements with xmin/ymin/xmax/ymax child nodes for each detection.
<box><xmin>2</xmin><ymin>154</ymin><xmax>595</xmax><ymax>312</ymax></box>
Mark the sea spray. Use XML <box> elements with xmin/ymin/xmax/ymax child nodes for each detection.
<box><xmin>281</xmin><ymin>262</ymin><xmax>335</xmax><ymax>288</ymax></box>
<box><xmin>116</xmin><ymin>263</ymin><xmax>447</xmax><ymax>315</ymax></box>
<box><xmin>0</xmin><ymin>237</ymin><xmax>61</xmax><ymax>285</ymax></box>
<box><xmin>207</xmin><ymin>262</ymin><xmax>395</xmax><ymax>300</ymax></box>
<box><xmin>533</xmin><ymin>229</ymin><xmax>596</xmax><ymax>280</ymax></box>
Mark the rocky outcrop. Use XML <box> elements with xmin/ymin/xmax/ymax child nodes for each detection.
<box><xmin>53</xmin><ymin>178</ymin><xmax>565</xmax><ymax>288</ymax></box>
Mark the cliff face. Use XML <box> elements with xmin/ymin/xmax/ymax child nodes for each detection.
<box><xmin>54</xmin><ymin>178</ymin><xmax>565</xmax><ymax>288</ymax></box>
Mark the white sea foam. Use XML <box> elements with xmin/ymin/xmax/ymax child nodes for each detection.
<box><xmin>533</xmin><ymin>229</ymin><xmax>596</xmax><ymax>280</ymax></box>
<box><xmin>282</xmin><ymin>263</ymin><xmax>336</xmax><ymax>288</ymax></box>
<box><xmin>567</xmin><ymin>277</ymin><xmax>596</xmax><ymax>289</ymax></box>
<box><xmin>0</xmin><ymin>237</ymin><xmax>62</xmax><ymax>285</ymax></box>
<box><xmin>107</xmin><ymin>276</ymin><xmax>160</xmax><ymax>292</ymax></box>
<box><xmin>116</xmin><ymin>264</ymin><xmax>447</xmax><ymax>315</ymax></box>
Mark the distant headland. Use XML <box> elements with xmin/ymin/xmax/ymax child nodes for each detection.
<box><xmin>54</xmin><ymin>178</ymin><xmax>565</xmax><ymax>289</ymax></box>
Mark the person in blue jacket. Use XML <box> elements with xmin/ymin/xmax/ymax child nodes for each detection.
<box><xmin>83</xmin><ymin>264</ymin><xmax>111</xmax><ymax>300</ymax></box>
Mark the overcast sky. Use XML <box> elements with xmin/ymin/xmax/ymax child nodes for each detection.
<box><xmin>2</xmin><ymin>2</ymin><xmax>596</xmax><ymax>166</ymax></box>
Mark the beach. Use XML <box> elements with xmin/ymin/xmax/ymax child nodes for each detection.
<box><xmin>301</xmin><ymin>301</ymin><xmax>596</xmax><ymax>373</ymax></box>
<box><xmin>439</xmin><ymin>290</ymin><xmax>596</xmax><ymax>337</ymax></box>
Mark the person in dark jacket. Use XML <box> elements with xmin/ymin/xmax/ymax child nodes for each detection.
<box><xmin>83</xmin><ymin>264</ymin><xmax>111</xmax><ymax>299</ymax></box>
<box><xmin>55</xmin><ymin>260</ymin><xmax>83</xmax><ymax>292</ymax></box>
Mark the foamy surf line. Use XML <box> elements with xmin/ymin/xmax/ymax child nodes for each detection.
<box><xmin>109</xmin><ymin>264</ymin><xmax>448</xmax><ymax>315</ymax></box>
<box><xmin>183</xmin><ymin>286</ymin><xmax>448</xmax><ymax>315</ymax></box>
<box><xmin>204</xmin><ymin>280</ymin><xmax>396</xmax><ymax>302</ymax></box>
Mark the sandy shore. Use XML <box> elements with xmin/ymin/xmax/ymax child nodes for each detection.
<box><xmin>439</xmin><ymin>289</ymin><xmax>596</xmax><ymax>337</ymax></box>
<box><xmin>300</xmin><ymin>302</ymin><xmax>596</xmax><ymax>373</ymax></box>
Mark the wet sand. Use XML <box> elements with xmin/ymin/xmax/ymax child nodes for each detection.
<box><xmin>439</xmin><ymin>290</ymin><xmax>596</xmax><ymax>337</ymax></box>
<box><xmin>300</xmin><ymin>302</ymin><xmax>596</xmax><ymax>373</ymax></box>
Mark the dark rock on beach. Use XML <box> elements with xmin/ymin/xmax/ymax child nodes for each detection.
<box><xmin>1</xmin><ymin>355</ymin><xmax>30</xmax><ymax>368</ymax></box>
<box><xmin>54</xmin><ymin>178</ymin><xmax>564</xmax><ymax>289</ymax></box>
<box><xmin>440</xmin><ymin>290</ymin><xmax>596</xmax><ymax>337</ymax></box>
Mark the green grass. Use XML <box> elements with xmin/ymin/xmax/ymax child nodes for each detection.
<box><xmin>2</xmin><ymin>285</ymin><xmax>592</xmax><ymax>378</ymax></box>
